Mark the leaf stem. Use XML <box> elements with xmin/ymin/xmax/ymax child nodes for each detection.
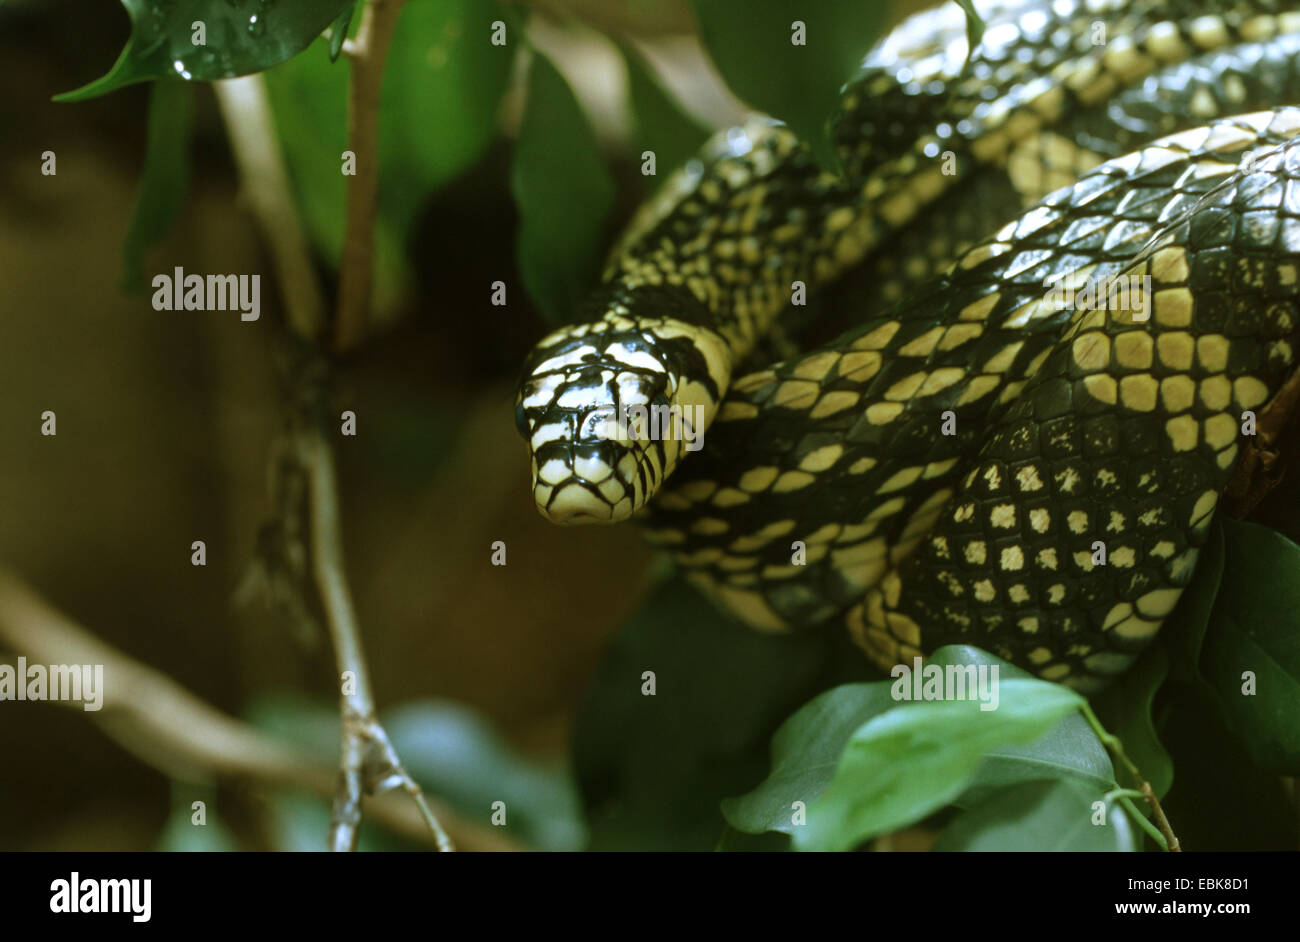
<box><xmin>1117</xmin><ymin>796</ymin><xmax>1169</xmax><ymax>851</ymax></box>
<box><xmin>335</xmin><ymin>0</ymin><xmax>410</xmax><ymax>353</ymax></box>
<box><xmin>1083</xmin><ymin>703</ymin><xmax>1180</xmax><ymax>851</ymax></box>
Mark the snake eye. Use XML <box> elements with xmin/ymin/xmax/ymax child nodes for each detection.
<box><xmin>514</xmin><ymin>401</ymin><xmax>530</xmax><ymax>438</ymax></box>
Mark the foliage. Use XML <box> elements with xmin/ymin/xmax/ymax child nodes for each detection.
<box><xmin>60</xmin><ymin>0</ymin><xmax>1300</xmax><ymax>852</ymax></box>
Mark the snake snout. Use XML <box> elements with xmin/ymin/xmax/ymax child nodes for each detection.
<box><xmin>518</xmin><ymin>314</ymin><xmax>730</xmax><ymax>526</ymax></box>
<box><xmin>517</xmin><ymin>334</ymin><xmax>687</xmax><ymax>524</ymax></box>
<box><xmin>527</xmin><ymin>410</ymin><xmax>646</xmax><ymax>524</ymax></box>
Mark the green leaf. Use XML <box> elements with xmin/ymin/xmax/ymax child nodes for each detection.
<box><xmin>573</xmin><ymin>576</ymin><xmax>831</xmax><ymax>851</ymax></box>
<box><xmin>952</xmin><ymin>0</ymin><xmax>988</xmax><ymax>58</ymax></box>
<box><xmin>723</xmin><ymin>646</ymin><xmax>1112</xmax><ymax>838</ymax></box>
<box><xmin>57</xmin><ymin>0</ymin><xmax>355</xmax><ymax>102</ymax></box>
<box><xmin>687</xmin><ymin>0</ymin><xmax>891</xmax><ymax>172</ymax></box>
<box><xmin>1091</xmin><ymin>644</ymin><xmax>1174</xmax><ymax>799</ymax></box>
<box><xmin>511</xmin><ymin>52</ymin><xmax>615</xmax><ymax>323</ymax></box>
<box><xmin>120</xmin><ymin>80</ymin><xmax>194</xmax><ymax>292</ymax></box>
<box><xmin>262</xmin><ymin>40</ymin><xmax>403</xmax><ymax>315</ymax></box>
<box><xmin>934</xmin><ymin>779</ymin><xmax>1136</xmax><ymax>852</ymax></box>
<box><xmin>262</xmin><ymin>35</ymin><xmax>349</xmax><ymax>256</ymax></box>
<box><xmin>264</xmin><ymin>1</ymin><xmax>511</xmax><ymax>313</ymax></box>
<box><xmin>620</xmin><ymin>43</ymin><xmax>711</xmax><ymax>180</ymax></box>
<box><xmin>325</xmin><ymin>2</ymin><xmax>354</xmax><ymax>62</ymax></box>
<box><xmin>1198</xmin><ymin>518</ymin><xmax>1300</xmax><ymax>773</ymax></box>
<box><xmin>379</xmin><ymin>0</ymin><xmax>513</xmax><ymax>235</ymax></box>
<box><xmin>720</xmin><ymin>682</ymin><xmax>898</xmax><ymax>836</ymax></box>
<box><xmin>797</xmin><ymin>678</ymin><xmax>1085</xmax><ymax>851</ymax></box>
<box><xmin>1162</xmin><ymin>518</ymin><xmax>1225</xmax><ymax>684</ymax></box>
<box><xmin>941</xmin><ymin>647</ymin><xmax>1115</xmax><ymax>807</ymax></box>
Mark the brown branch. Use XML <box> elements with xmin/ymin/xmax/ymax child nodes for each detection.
<box><xmin>0</xmin><ymin>569</ymin><xmax>520</xmax><ymax>851</ymax></box>
<box><xmin>1224</xmin><ymin>364</ymin><xmax>1300</xmax><ymax>516</ymax></box>
<box><xmin>334</xmin><ymin>0</ymin><xmax>410</xmax><ymax>354</ymax></box>
<box><xmin>216</xmin><ymin>1</ymin><xmax>456</xmax><ymax>851</ymax></box>
<box><xmin>1141</xmin><ymin>782</ymin><xmax>1181</xmax><ymax>853</ymax></box>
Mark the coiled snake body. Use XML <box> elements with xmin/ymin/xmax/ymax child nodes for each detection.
<box><xmin>515</xmin><ymin>0</ymin><xmax>1300</xmax><ymax>691</ymax></box>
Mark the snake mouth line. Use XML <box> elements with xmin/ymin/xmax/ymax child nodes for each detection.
<box><xmin>534</xmin><ymin>441</ymin><xmax>671</xmax><ymax>525</ymax></box>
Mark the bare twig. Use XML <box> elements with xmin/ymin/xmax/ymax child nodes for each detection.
<box><xmin>0</xmin><ymin>569</ymin><xmax>518</xmax><ymax>851</ymax></box>
<box><xmin>1140</xmin><ymin>781</ymin><xmax>1181</xmax><ymax>852</ymax></box>
<box><xmin>298</xmin><ymin>427</ymin><xmax>455</xmax><ymax>852</ymax></box>
<box><xmin>216</xmin><ymin>1</ymin><xmax>452</xmax><ymax>852</ymax></box>
<box><xmin>213</xmin><ymin>75</ymin><xmax>326</xmax><ymax>341</ymax></box>
<box><xmin>335</xmin><ymin>0</ymin><xmax>410</xmax><ymax>354</ymax></box>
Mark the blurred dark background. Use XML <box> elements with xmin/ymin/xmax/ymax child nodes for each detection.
<box><xmin>0</xmin><ymin>0</ymin><xmax>702</xmax><ymax>850</ymax></box>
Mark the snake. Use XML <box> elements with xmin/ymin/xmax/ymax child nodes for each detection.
<box><xmin>514</xmin><ymin>0</ymin><xmax>1300</xmax><ymax>692</ymax></box>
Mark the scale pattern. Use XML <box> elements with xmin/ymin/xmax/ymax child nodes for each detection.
<box><xmin>516</xmin><ymin>0</ymin><xmax>1300</xmax><ymax>689</ymax></box>
<box><xmin>853</xmin><ymin>114</ymin><xmax>1300</xmax><ymax>690</ymax></box>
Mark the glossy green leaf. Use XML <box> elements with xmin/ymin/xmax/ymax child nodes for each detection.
<box><xmin>947</xmin><ymin>648</ymin><xmax>1115</xmax><ymax>807</ymax></box>
<box><xmin>511</xmin><ymin>52</ymin><xmax>615</xmax><ymax>323</ymax></box>
<box><xmin>688</xmin><ymin>0</ymin><xmax>891</xmax><ymax>171</ymax></box>
<box><xmin>934</xmin><ymin>779</ymin><xmax>1135</xmax><ymax>852</ymax></box>
<box><xmin>720</xmin><ymin>682</ymin><xmax>898</xmax><ymax>836</ymax></box>
<box><xmin>621</xmin><ymin>43</ymin><xmax>711</xmax><ymax>181</ymax></box>
<box><xmin>797</xmin><ymin>678</ymin><xmax>1085</xmax><ymax>851</ymax></box>
<box><xmin>1199</xmin><ymin>519</ymin><xmax>1300</xmax><ymax>773</ymax></box>
<box><xmin>57</xmin><ymin>0</ymin><xmax>354</xmax><ymax>101</ymax></box>
<box><xmin>723</xmin><ymin>646</ymin><xmax>1112</xmax><ymax>838</ymax></box>
<box><xmin>120</xmin><ymin>80</ymin><xmax>194</xmax><ymax>292</ymax></box>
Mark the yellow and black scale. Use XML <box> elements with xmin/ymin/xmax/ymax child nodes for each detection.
<box><xmin>515</xmin><ymin>0</ymin><xmax>1300</xmax><ymax>691</ymax></box>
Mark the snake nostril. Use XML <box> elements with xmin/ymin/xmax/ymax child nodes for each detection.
<box><xmin>514</xmin><ymin>402</ymin><xmax>530</xmax><ymax>438</ymax></box>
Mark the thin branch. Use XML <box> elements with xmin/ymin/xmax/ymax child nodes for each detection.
<box><xmin>1083</xmin><ymin>704</ymin><xmax>1180</xmax><ymax>852</ymax></box>
<box><xmin>298</xmin><ymin>427</ymin><xmax>454</xmax><ymax>852</ymax></box>
<box><xmin>213</xmin><ymin>75</ymin><xmax>325</xmax><ymax>341</ymax></box>
<box><xmin>1139</xmin><ymin>781</ymin><xmax>1180</xmax><ymax>852</ymax></box>
<box><xmin>0</xmin><ymin>569</ymin><xmax>519</xmax><ymax>851</ymax></box>
<box><xmin>335</xmin><ymin>0</ymin><xmax>410</xmax><ymax>354</ymax></box>
<box><xmin>216</xmin><ymin>2</ymin><xmax>451</xmax><ymax>851</ymax></box>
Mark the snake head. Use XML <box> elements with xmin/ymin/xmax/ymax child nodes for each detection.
<box><xmin>515</xmin><ymin>317</ymin><xmax>731</xmax><ymax>524</ymax></box>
